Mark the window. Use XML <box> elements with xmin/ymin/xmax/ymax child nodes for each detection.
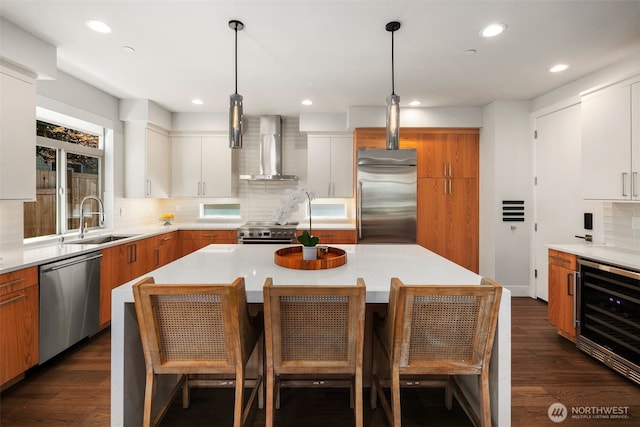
<box><xmin>200</xmin><ymin>203</ymin><xmax>241</xmax><ymax>219</ymax></box>
<box><xmin>24</xmin><ymin>110</ymin><xmax>105</xmax><ymax>239</ymax></box>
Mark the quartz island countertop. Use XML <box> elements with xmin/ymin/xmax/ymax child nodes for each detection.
<box><xmin>111</xmin><ymin>244</ymin><xmax>511</xmax><ymax>426</ymax></box>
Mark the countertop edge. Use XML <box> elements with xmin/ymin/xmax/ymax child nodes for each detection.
<box><xmin>547</xmin><ymin>243</ymin><xmax>640</xmax><ymax>271</ymax></box>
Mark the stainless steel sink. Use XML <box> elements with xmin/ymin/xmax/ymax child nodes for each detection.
<box><xmin>67</xmin><ymin>234</ymin><xmax>139</xmax><ymax>245</ymax></box>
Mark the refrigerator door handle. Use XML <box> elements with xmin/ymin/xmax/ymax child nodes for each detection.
<box><xmin>357</xmin><ymin>180</ymin><xmax>363</xmax><ymax>239</ymax></box>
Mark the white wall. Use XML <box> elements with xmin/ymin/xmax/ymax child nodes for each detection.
<box><xmin>480</xmin><ymin>101</ymin><xmax>532</xmax><ymax>295</ymax></box>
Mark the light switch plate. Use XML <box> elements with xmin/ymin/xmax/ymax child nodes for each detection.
<box><xmin>632</xmin><ymin>217</ymin><xmax>640</xmax><ymax>230</ymax></box>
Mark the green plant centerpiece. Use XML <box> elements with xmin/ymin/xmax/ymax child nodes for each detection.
<box><xmin>275</xmin><ymin>185</ymin><xmax>318</xmax><ymax>259</ymax></box>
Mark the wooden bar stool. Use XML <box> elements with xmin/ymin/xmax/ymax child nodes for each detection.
<box><xmin>132</xmin><ymin>277</ymin><xmax>263</xmax><ymax>427</ymax></box>
<box><xmin>263</xmin><ymin>277</ymin><xmax>366</xmax><ymax>427</ymax></box>
<box><xmin>371</xmin><ymin>277</ymin><xmax>502</xmax><ymax>427</ymax></box>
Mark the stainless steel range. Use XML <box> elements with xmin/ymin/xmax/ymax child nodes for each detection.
<box><xmin>237</xmin><ymin>221</ymin><xmax>298</xmax><ymax>244</ymax></box>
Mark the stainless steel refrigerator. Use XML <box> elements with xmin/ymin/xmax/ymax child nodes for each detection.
<box><xmin>357</xmin><ymin>148</ymin><xmax>417</xmax><ymax>243</ymax></box>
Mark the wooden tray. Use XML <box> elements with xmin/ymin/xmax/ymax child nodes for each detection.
<box><xmin>274</xmin><ymin>246</ymin><xmax>347</xmax><ymax>270</ymax></box>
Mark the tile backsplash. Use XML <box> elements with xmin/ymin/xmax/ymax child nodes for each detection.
<box><xmin>603</xmin><ymin>202</ymin><xmax>640</xmax><ymax>250</ymax></box>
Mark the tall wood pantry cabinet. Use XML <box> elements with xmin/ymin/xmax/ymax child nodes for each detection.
<box><xmin>416</xmin><ymin>130</ymin><xmax>479</xmax><ymax>273</ymax></box>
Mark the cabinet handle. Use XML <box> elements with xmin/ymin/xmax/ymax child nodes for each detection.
<box><xmin>448</xmin><ymin>162</ymin><xmax>452</xmax><ymax>177</ymax></box>
<box><xmin>566</xmin><ymin>272</ymin><xmax>573</xmax><ymax>296</ymax></box>
<box><xmin>162</xmin><ymin>237</ymin><xmax>172</xmax><ymax>241</ymax></box>
<box><xmin>572</xmin><ymin>271</ymin><xmax>579</xmax><ymax>328</ymax></box>
<box><xmin>202</xmin><ymin>182</ymin><xmax>206</xmax><ymax>196</ymax></box>
<box><xmin>633</xmin><ymin>172</ymin><xmax>638</xmax><ymax>198</ymax></box>
<box><xmin>197</xmin><ymin>182</ymin><xmax>201</xmax><ymax>196</ymax></box>
<box><xmin>0</xmin><ymin>294</ymin><xmax>26</xmax><ymax>307</ymax></box>
<box><xmin>622</xmin><ymin>172</ymin><xmax>628</xmax><ymax>197</ymax></box>
<box><xmin>448</xmin><ymin>179</ymin><xmax>452</xmax><ymax>195</ymax></box>
<box><xmin>146</xmin><ymin>180</ymin><xmax>151</xmax><ymax>196</ymax></box>
<box><xmin>357</xmin><ymin>181</ymin><xmax>363</xmax><ymax>239</ymax></box>
<box><xmin>443</xmin><ymin>162</ymin><xmax>447</xmax><ymax>177</ymax></box>
<box><xmin>155</xmin><ymin>249</ymin><xmax>159</xmax><ymax>266</ymax></box>
<box><xmin>443</xmin><ymin>180</ymin><xmax>447</xmax><ymax>194</ymax></box>
<box><xmin>0</xmin><ymin>277</ymin><xmax>25</xmax><ymax>291</ymax></box>
<box><xmin>202</xmin><ymin>234</ymin><xmax>218</xmax><ymax>238</ymax></box>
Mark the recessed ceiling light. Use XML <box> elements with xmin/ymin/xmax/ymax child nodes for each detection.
<box><xmin>301</xmin><ymin>99</ymin><xmax>313</xmax><ymax>106</ymax></box>
<box><xmin>481</xmin><ymin>23</ymin><xmax>506</xmax><ymax>38</ymax></box>
<box><xmin>192</xmin><ymin>99</ymin><xmax>204</xmax><ymax>105</ymax></box>
<box><xmin>85</xmin><ymin>20</ymin><xmax>112</xmax><ymax>34</ymax></box>
<box><xmin>409</xmin><ymin>100</ymin><xmax>421</xmax><ymax>107</ymax></box>
<box><xmin>549</xmin><ymin>64</ymin><xmax>569</xmax><ymax>73</ymax></box>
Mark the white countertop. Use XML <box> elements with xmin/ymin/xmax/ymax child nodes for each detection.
<box><xmin>547</xmin><ymin>243</ymin><xmax>640</xmax><ymax>271</ymax></box>
<box><xmin>0</xmin><ymin>222</ymin><xmax>356</xmax><ymax>274</ymax></box>
<box><xmin>113</xmin><ymin>244</ymin><xmax>482</xmax><ymax>304</ymax></box>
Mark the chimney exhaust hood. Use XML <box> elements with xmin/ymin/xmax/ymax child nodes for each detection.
<box><xmin>239</xmin><ymin>115</ymin><xmax>298</xmax><ymax>181</ymax></box>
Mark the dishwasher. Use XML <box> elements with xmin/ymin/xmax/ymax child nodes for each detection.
<box><xmin>39</xmin><ymin>251</ymin><xmax>102</xmax><ymax>364</ymax></box>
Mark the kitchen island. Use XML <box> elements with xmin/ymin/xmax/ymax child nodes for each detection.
<box><xmin>111</xmin><ymin>244</ymin><xmax>511</xmax><ymax>426</ymax></box>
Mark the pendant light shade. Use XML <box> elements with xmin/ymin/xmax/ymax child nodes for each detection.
<box><xmin>385</xmin><ymin>21</ymin><xmax>401</xmax><ymax>150</ymax></box>
<box><xmin>229</xmin><ymin>19</ymin><xmax>244</xmax><ymax>149</ymax></box>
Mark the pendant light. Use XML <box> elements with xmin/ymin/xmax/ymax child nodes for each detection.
<box><xmin>385</xmin><ymin>21</ymin><xmax>401</xmax><ymax>150</ymax></box>
<box><xmin>229</xmin><ymin>19</ymin><xmax>244</xmax><ymax>149</ymax></box>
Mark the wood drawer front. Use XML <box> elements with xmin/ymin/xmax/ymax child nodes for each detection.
<box><xmin>155</xmin><ymin>231</ymin><xmax>177</xmax><ymax>246</ymax></box>
<box><xmin>0</xmin><ymin>267</ymin><xmax>38</xmax><ymax>297</ymax></box>
<box><xmin>180</xmin><ymin>230</ymin><xmax>237</xmax><ymax>242</ymax></box>
<box><xmin>548</xmin><ymin>249</ymin><xmax>577</xmax><ymax>270</ymax></box>
<box><xmin>1</xmin><ymin>283</ymin><xmax>38</xmax><ymax>385</ymax></box>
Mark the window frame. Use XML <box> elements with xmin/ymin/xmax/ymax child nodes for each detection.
<box><xmin>25</xmin><ymin>115</ymin><xmax>105</xmax><ymax>241</ymax></box>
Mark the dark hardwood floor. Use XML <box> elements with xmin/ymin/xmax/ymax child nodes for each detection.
<box><xmin>1</xmin><ymin>297</ymin><xmax>639</xmax><ymax>426</ymax></box>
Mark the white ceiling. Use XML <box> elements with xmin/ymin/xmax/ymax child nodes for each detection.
<box><xmin>2</xmin><ymin>1</ymin><xmax>640</xmax><ymax>116</ymax></box>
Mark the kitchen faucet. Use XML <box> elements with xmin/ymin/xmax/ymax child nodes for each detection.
<box><xmin>79</xmin><ymin>195</ymin><xmax>105</xmax><ymax>238</ymax></box>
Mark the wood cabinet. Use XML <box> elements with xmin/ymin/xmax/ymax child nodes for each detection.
<box><xmin>179</xmin><ymin>230</ymin><xmax>237</xmax><ymax>256</ymax></box>
<box><xmin>1</xmin><ymin>267</ymin><xmax>38</xmax><ymax>387</ymax></box>
<box><xmin>417</xmin><ymin>131</ymin><xmax>478</xmax><ymax>178</ymax></box>
<box><xmin>99</xmin><ymin>245</ymin><xmax>119</xmax><ymax>327</ymax></box>
<box><xmin>171</xmin><ymin>135</ymin><xmax>237</xmax><ymax>197</ymax></box>
<box><xmin>152</xmin><ymin>231</ymin><xmax>179</xmax><ymax>268</ymax></box>
<box><xmin>307</xmin><ymin>136</ymin><xmax>353</xmax><ymax>197</ymax></box>
<box><xmin>353</xmin><ymin>128</ymin><xmax>417</xmax><ymax>150</ymax></box>
<box><xmin>416</xmin><ymin>130</ymin><xmax>479</xmax><ymax>272</ymax></box>
<box><xmin>581</xmin><ymin>78</ymin><xmax>640</xmax><ymax>200</ymax></box>
<box><xmin>99</xmin><ymin>234</ymin><xmax>181</xmax><ymax>326</ymax></box>
<box><xmin>0</xmin><ymin>65</ymin><xmax>36</xmax><ymax>200</ymax></box>
<box><xmin>548</xmin><ymin>249</ymin><xmax>578</xmax><ymax>341</ymax></box>
<box><xmin>417</xmin><ymin>177</ymin><xmax>478</xmax><ymax>272</ymax></box>
<box><xmin>124</xmin><ymin>122</ymin><xmax>170</xmax><ymax>198</ymax></box>
<box><xmin>297</xmin><ymin>229</ymin><xmax>357</xmax><ymax>244</ymax></box>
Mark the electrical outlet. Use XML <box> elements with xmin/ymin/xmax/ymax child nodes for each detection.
<box><xmin>632</xmin><ymin>217</ymin><xmax>640</xmax><ymax>230</ymax></box>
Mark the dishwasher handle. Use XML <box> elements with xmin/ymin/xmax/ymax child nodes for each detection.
<box><xmin>40</xmin><ymin>253</ymin><xmax>102</xmax><ymax>273</ymax></box>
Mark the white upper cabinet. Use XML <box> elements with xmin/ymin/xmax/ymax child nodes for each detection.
<box><xmin>0</xmin><ymin>66</ymin><xmax>36</xmax><ymax>200</ymax></box>
<box><xmin>307</xmin><ymin>136</ymin><xmax>353</xmax><ymax>197</ymax></box>
<box><xmin>124</xmin><ymin>122</ymin><xmax>170</xmax><ymax>198</ymax></box>
<box><xmin>171</xmin><ymin>135</ymin><xmax>236</xmax><ymax>198</ymax></box>
<box><xmin>632</xmin><ymin>82</ymin><xmax>640</xmax><ymax>200</ymax></box>
<box><xmin>581</xmin><ymin>78</ymin><xmax>639</xmax><ymax>200</ymax></box>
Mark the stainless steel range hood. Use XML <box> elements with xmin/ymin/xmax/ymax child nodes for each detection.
<box><xmin>239</xmin><ymin>115</ymin><xmax>298</xmax><ymax>181</ymax></box>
